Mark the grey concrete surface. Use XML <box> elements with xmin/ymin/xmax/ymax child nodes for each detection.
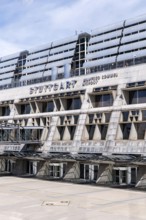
<box><xmin>0</xmin><ymin>177</ymin><xmax>146</xmax><ymax>220</ymax></box>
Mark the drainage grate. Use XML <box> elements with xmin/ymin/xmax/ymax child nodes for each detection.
<box><xmin>42</xmin><ymin>201</ymin><xmax>70</xmax><ymax>206</ymax></box>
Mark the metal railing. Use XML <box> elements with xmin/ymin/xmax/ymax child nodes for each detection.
<box><xmin>0</xmin><ymin>56</ymin><xmax>146</xmax><ymax>91</ymax></box>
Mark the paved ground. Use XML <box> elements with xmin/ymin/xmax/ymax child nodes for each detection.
<box><xmin>0</xmin><ymin>177</ymin><xmax>146</xmax><ymax>220</ymax></box>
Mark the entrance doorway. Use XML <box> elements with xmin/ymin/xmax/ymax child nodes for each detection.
<box><xmin>5</xmin><ymin>159</ymin><xmax>14</xmax><ymax>173</ymax></box>
<box><xmin>49</xmin><ymin>163</ymin><xmax>66</xmax><ymax>178</ymax></box>
<box><xmin>113</xmin><ymin>167</ymin><xmax>137</xmax><ymax>185</ymax></box>
<box><xmin>26</xmin><ymin>161</ymin><xmax>37</xmax><ymax>175</ymax></box>
<box><xmin>80</xmin><ymin>164</ymin><xmax>98</xmax><ymax>181</ymax></box>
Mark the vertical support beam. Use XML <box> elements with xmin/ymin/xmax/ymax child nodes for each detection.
<box><xmin>51</xmin><ymin>67</ymin><xmax>57</xmax><ymax>81</ymax></box>
<box><xmin>33</xmin><ymin>161</ymin><xmax>37</xmax><ymax>175</ymax></box>
<box><xmin>127</xmin><ymin>167</ymin><xmax>131</xmax><ymax>185</ymax></box>
<box><xmin>104</xmin><ymin>84</ymin><xmax>126</xmax><ymax>155</ymax></box>
<box><xmin>64</xmin><ymin>63</ymin><xmax>71</xmax><ymax>78</ymax></box>
<box><xmin>43</xmin><ymin>116</ymin><xmax>59</xmax><ymax>153</ymax></box>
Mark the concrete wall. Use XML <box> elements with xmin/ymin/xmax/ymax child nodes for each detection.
<box><xmin>0</xmin><ymin>159</ymin><xmax>6</xmax><ymax>172</ymax></box>
<box><xmin>12</xmin><ymin>160</ymin><xmax>27</xmax><ymax>175</ymax></box>
<box><xmin>1</xmin><ymin>64</ymin><xmax>146</xmax><ymax>155</ymax></box>
<box><xmin>36</xmin><ymin>161</ymin><xmax>50</xmax><ymax>177</ymax></box>
<box><xmin>63</xmin><ymin>162</ymin><xmax>80</xmax><ymax>179</ymax></box>
<box><xmin>136</xmin><ymin>165</ymin><xmax>146</xmax><ymax>188</ymax></box>
<box><xmin>96</xmin><ymin>164</ymin><xmax>113</xmax><ymax>184</ymax></box>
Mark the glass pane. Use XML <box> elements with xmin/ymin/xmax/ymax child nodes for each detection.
<box><xmin>129</xmin><ymin>91</ymin><xmax>137</xmax><ymax>104</ymax></box>
<box><xmin>142</xmin><ymin>110</ymin><xmax>146</xmax><ymax>121</ymax></box>
<box><xmin>86</xmin><ymin>125</ymin><xmax>95</xmax><ymax>140</ymax></box>
<box><xmin>122</xmin><ymin>112</ymin><xmax>129</xmax><ymax>121</ymax></box>
<box><xmin>105</xmin><ymin>113</ymin><xmax>111</xmax><ymax>123</ymax></box>
<box><xmin>94</xmin><ymin>166</ymin><xmax>98</xmax><ymax>181</ymax></box>
<box><xmin>85</xmin><ymin>165</ymin><xmax>89</xmax><ymax>179</ymax></box>
<box><xmin>58</xmin><ymin>126</ymin><xmax>65</xmax><ymax>140</ymax></box>
<box><xmin>121</xmin><ymin>170</ymin><xmax>126</xmax><ymax>183</ymax></box>
<box><xmin>135</xmin><ymin>123</ymin><xmax>146</xmax><ymax>139</ymax></box>
<box><xmin>73</xmin><ymin>98</ymin><xmax>81</xmax><ymax>109</ymax></box>
<box><xmin>121</xmin><ymin>123</ymin><xmax>131</xmax><ymax>139</ymax></box>
<box><xmin>2</xmin><ymin>106</ymin><xmax>10</xmax><ymax>116</ymax></box>
<box><xmin>138</xmin><ymin>90</ymin><xmax>146</xmax><ymax>103</ymax></box>
<box><xmin>95</xmin><ymin>94</ymin><xmax>113</xmax><ymax>107</ymax></box>
<box><xmin>99</xmin><ymin>124</ymin><xmax>108</xmax><ymax>140</ymax></box>
<box><xmin>21</xmin><ymin>104</ymin><xmax>30</xmax><ymax>114</ymax></box>
<box><xmin>68</xmin><ymin>126</ymin><xmax>76</xmax><ymax>140</ymax></box>
<box><xmin>80</xmin><ymin>164</ymin><xmax>84</xmax><ymax>179</ymax></box>
<box><xmin>89</xmin><ymin>114</ymin><xmax>94</xmax><ymax>123</ymax></box>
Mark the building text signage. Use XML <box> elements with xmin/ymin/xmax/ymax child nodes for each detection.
<box><xmin>29</xmin><ymin>73</ymin><xmax>118</xmax><ymax>95</ymax></box>
<box><xmin>82</xmin><ymin>73</ymin><xmax>118</xmax><ymax>86</ymax></box>
<box><xmin>30</xmin><ymin>80</ymin><xmax>77</xmax><ymax>94</ymax></box>
<box><xmin>3</xmin><ymin>144</ymin><xmax>24</xmax><ymax>152</ymax></box>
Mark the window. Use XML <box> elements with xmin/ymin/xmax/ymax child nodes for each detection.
<box><xmin>68</xmin><ymin>126</ymin><xmax>76</xmax><ymax>140</ymax></box>
<box><xmin>57</xmin><ymin>127</ymin><xmax>65</xmax><ymax>140</ymax></box>
<box><xmin>92</xmin><ymin>94</ymin><xmax>113</xmax><ymax>107</ymax></box>
<box><xmin>120</xmin><ymin>123</ymin><xmax>131</xmax><ymax>139</ymax></box>
<box><xmin>1</xmin><ymin>106</ymin><xmax>10</xmax><ymax>116</ymax></box>
<box><xmin>99</xmin><ymin>124</ymin><xmax>108</xmax><ymax>140</ymax></box>
<box><xmin>94</xmin><ymin>166</ymin><xmax>98</xmax><ymax>181</ymax></box>
<box><xmin>89</xmin><ymin>114</ymin><xmax>94</xmax><ymax>123</ymax></box>
<box><xmin>66</xmin><ymin>97</ymin><xmax>81</xmax><ymax>110</ymax></box>
<box><xmin>84</xmin><ymin>113</ymin><xmax>109</xmax><ymax>141</ymax></box>
<box><xmin>49</xmin><ymin>163</ymin><xmax>66</xmax><ymax>178</ymax></box>
<box><xmin>42</xmin><ymin>101</ymin><xmax>54</xmax><ymax>112</ymax></box>
<box><xmin>105</xmin><ymin>112</ymin><xmax>111</xmax><ymax>123</ymax></box>
<box><xmin>113</xmin><ymin>169</ymin><xmax>127</xmax><ymax>184</ymax></box>
<box><xmin>80</xmin><ymin>164</ymin><xmax>98</xmax><ymax>181</ymax></box>
<box><xmin>86</xmin><ymin>125</ymin><xmax>95</xmax><ymax>140</ymax></box>
<box><xmin>142</xmin><ymin>110</ymin><xmax>146</xmax><ymax>121</ymax></box>
<box><xmin>0</xmin><ymin>130</ymin><xmax>11</xmax><ymax>141</ymax></box>
<box><xmin>135</xmin><ymin>123</ymin><xmax>146</xmax><ymax>139</ymax></box>
<box><xmin>21</xmin><ymin>104</ymin><xmax>31</xmax><ymax>114</ymax></box>
<box><xmin>122</xmin><ymin>111</ymin><xmax>129</xmax><ymax>121</ymax></box>
<box><xmin>50</xmin><ymin>165</ymin><xmax>60</xmax><ymax>177</ymax></box>
<box><xmin>20</xmin><ymin>129</ymin><xmax>42</xmax><ymax>141</ymax></box>
<box><xmin>129</xmin><ymin>89</ymin><xmax>146</xmax><ymax>104</ymax></box>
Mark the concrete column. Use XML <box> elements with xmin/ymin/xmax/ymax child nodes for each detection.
<box><xmin>33</xmin><ymin>161</ymin><xmax>37</xmax><ymax>175</ymax></box>
<box><xmin>136</xmin><ymin>165</ymin><xmax>146</xmax><ymax>188</ymax></box>
<box><xmin>90</xmin><ymin>165</ymin><xmax>94</xmax><ymax>181</ymax></box>
<box><xmin>64</xmin><ymin>63</ymin><xmax>71</xmax><ymax>78</ymax></box>
<box><xmin>127</xmin><ymin>167</ymin><xmax>131</xmax><ymax>185</ymax></box>
<box><xmin>43</xmin><ymin>116</ymin><xmax>59</xmax><ymax>152</ymax></box>
<box><xmin>104</xmin><ymin>84</ymin><xmax>126</xmax><ymax>155</ymax></box>
<box><xmin>63</xmin><ymin>162</ymin><xmax>80</xmax><ymax>179</ymax></box>
<box><xmin>96</xmin><ymin>164</ymin><xmax>113</xmax><ymax>184</ymax></box>
<box><xmin>51</xmin><ymin>67</ymin><xmax>57</xmax><ymax>81</ymax></box>
<box><xmin>60</xmin><ymin>163</ymin><xmax>64</xmax><ymax>177</ymax></box>
<box><xmin>37</xmin><ymin>161</ymin><xmax>50</xmax><ymax>177</ymax></box>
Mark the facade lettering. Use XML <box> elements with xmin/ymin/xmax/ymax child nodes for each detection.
<box><xmin>29</xmin><ymin>80</ymin><xmax>77</xmax><ymax>94</ymax></box>
<box><xmin>82</xmin><ymin>73</ymin><xmax>118</xmax><ymax>87</ymax></box>
<box><xmin>4</xmin><ymin>145</ymin><xmax>22</xmax><ymax>152</ymax></box>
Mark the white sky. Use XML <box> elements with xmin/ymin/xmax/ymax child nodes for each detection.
<box><xmin>0</xmin><ymin>0</ymin><xmax>146</xmax><ymax>57</ymax></box>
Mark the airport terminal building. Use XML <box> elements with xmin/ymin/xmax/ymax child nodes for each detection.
<box><xmin>0</xmin><ymin>14</ymin><xmax>146</xmax><ymax>187</ymax></box>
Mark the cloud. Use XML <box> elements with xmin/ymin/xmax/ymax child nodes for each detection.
<box><xmin>0</xmin><ymin>0</ymin><xmax>146</xmax><ymax>57</ymax></box>
<box><xmin>0</xmin><ymin>39</ymin><xmax>22</xmax><ymax>57</ymax></box>
<box><xmin>22</xmin><ymin>0</ymin><xmax>34</xmax><ymax>5</ymax></box>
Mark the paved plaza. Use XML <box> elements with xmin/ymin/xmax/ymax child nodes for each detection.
<box><xmin>0</xmin><ymin>177</ymin><xmax>145</xmax><ymax>219</ymax></box>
